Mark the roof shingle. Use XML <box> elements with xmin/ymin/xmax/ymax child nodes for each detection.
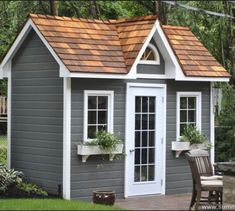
<box><xmin>27</xmin><ymin>14</ymin><xmax>229</xmax><ymax>78</ymax></box>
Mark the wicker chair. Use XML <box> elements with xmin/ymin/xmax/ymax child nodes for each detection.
<box><xmin>186</xmin><ymin>150</ymin><xmax>223</xmax><ymax>210</ymax></box>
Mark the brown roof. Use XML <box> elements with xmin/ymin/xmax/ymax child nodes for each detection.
<box><xmin>27</xmin><ymin>14</ymin><xmax>229</xmax><ymax>77</ymax></box>
<box><xmin>162</xmin><ymin>25</ymin><xmax>230</xmax><ymax>77</ymax></box>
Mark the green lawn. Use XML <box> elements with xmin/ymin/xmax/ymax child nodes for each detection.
<box><xmin>0</xmin><ymin>199</ymin><xmax>123</xmax><ymax>210</ymax></box>
<box><xmin>0</xmin><ymin>135</ymin><xmax>7</xmax><ymax>147</ymax></box>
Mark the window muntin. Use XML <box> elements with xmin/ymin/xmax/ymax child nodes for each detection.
<box><xmin>177</xmin><ymin>92</ymin><xmax>201</xmax><ymax>140</ymax></box>
<box><xmin>84</xmin><ymin>91</ymin><xmax>113</xmax><ymax>141</ymax></box>
<box><xmin>139</xmin><ymin>43</ymin><xmax>160</xmax><ymax>65</ymax></box>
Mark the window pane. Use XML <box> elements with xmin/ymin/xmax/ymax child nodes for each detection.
<box><xmin>149</xmin><ymin>97</ymin><xmax>155</xmax><ymax>112</ymax></box>
<box><xmin>188</xmin><ymin>110</ymin><xmax>196</xmax><ymax>122</ymax></box>
<box><xmin>135</xmin><ymin>97</ymin><xmax>141</xmax><ymax>112</ymax></box>
<box><xmin>135</xmin><ymin>131</ymin><xmax>141</xmax><ymax>148</ymax></box>
<box><xmin>141</xmin><ymin>166</ymin><xmax>147</xmax><ymax>182</ymax></box>
<box><xmin>180</xmin><ymin>110</ymin><xmax>187</xmax><ymax>122</ymax></box>
<box><xmin>180</xmin><ymin>124</ymin><xmax>187</xmax><ymax>135</ymax></box>
<box><xmin>98</xmin><ymin>125</ymin><xmax>107</xmax><ymax>132</ymax></box>
<box><xmin>149</xmin><ymin>148</ymin><xmax>155</xmax><ymax>164</ymax></box>
<box><xmin>98</xmin><ymin>111</ymin><xmax>107</xmax><ymax>124</ymax></box>
<box><xmin>148</xmin><ymin>165</ymin><xmax>155</xmax><ymax>181</ymax></box>
<box><xmin>134</xmin><ymin>166</ymin><xmax>140</xmax><ymax>182</ymax></box>
<box><xmin>180</xmin><ymin>97</ymin><xmax>187</xmax><ymax>109</ymax></box>
<box><xmin>149</xmin><ymin>131</ymin><xmax>155</xmax><ymax>147</ymax></box>
<box><xmin>142</xmin><ymin>131</ymin><xmax>147</xmax><ymax>147</ymax></box>
<box><xmin>88</xmin><ymin>111</ymin><xmax>96</xmax><ymax>124</ymax></box>
<box><xmin>98</xmin><ymin>96</ymin><xmax>108</xmax><ymax>109</ymax></box>
<box><xmin>188</xmin><ymin>97</ymin><xmax>196</xmax><ymax>109</ymax></box>
<box><xmin>142</xmin><ymin>114</ymin><xmax>148</xmax><ymax>130</ymax></box>
<box><xmin>88</xmin><ymin>96</ymin><xmax>97</xmax><ymax>109</ymax></box>
<box><xmin>88</xmin><ymin>126</ymin><xmax>96</xmax><ymax>139</ymax></box>
<box><xmin>142</xmin><ymin>149</ymin><xmax>147</xmax><ymax>164</ymax></box>
<box><xmin>149</xmin><ymin>114</ymin><xmax>155</xmax><ymax>129</ymax></box>
<box><xmin>142</xmin><ymin>97</ymin><xmax>148</xmax><ymax>112</ymax></box>
<box><xmin>135</xmin><ymin>149</ymin><xmax>140</xmax><ymax>164</ymax></box>
<box><xmin>135</xmin><ymin>114</ymin><xmax>141</xmax><ymax>130</ymax></box>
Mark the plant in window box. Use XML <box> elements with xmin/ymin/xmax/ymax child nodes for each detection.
<box><xmin>77</xmin><ymin>131</ymin><xmax>123</xmax><ymax>162</ymax></box>
<box><xmin>180</xmin><ymin>125</ymin><xmax>211</xmax><ymax>150</ymax></box>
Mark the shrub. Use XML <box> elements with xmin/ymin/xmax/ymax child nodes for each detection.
<box><xmin>16</xmin><ymin>181</ymin><xmax>48</xmax><ymax>197</ymax></box>
<box><xmin>0</xmin><ymin>146</ymin><xmax>7</xmax><ymax>165</ymax></box>
<box><xmin>0</xmin><ymin>164</ymin><xmax>23</xmax><ymax>193</ymax></box>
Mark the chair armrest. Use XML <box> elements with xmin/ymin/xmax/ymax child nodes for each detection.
<box><xmin>201</xmin><ymin>175</ymin><xmax>223</xmax><ymax>180</ymax></box>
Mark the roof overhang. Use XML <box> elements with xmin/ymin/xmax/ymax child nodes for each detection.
<box><xmin>0</xmin><ymin>17</ymin><xmax>230</xmax><ymax>82</ymax></box>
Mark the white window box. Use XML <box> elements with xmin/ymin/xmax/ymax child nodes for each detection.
<box><xmin>171</xmin><ymin>142</ymin><xmax>208</xmax><ymax>157</ymax></box>
<box><xmin>77</xmin><ymin>144</ymin><xmax>124</xmax><ymax>162</ymax></box>
<box><xmin>171</xmin><ymin>141</ymin><xmax>190</xmax><ymax>158</ymax></box>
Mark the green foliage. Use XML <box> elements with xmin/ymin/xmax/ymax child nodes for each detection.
<box><xmin>89</xmin><ymin>131</ymin><xmax>121</xmax><ymax>152</ymax></box>
<box><xmin>216</xmin><ymin>84</ymin><xmax>235</xmax><ymax>162</ymax></box>
<box><xmin>0</xmin><ymin>146</ymin><xmax>7</xmax><ymax>165</ymax></box>
<box><xmin>0</xmin><ymin>164</ymin><xmax>23</xmax><ymax>193</ymax></box>
<box><xmin>16</xmin><ymin>181</ymin><xmax>48</xmax><ymax>197</ymax></box>
<box><xmin>180</xmin><ymin>125</ymin><xmax>207</xmax><ymax>145</ymax></box>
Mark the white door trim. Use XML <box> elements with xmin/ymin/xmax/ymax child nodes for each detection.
<box><xmin>124</xmin><ymin>83</ymin><xmax>166</xmax><ymax>197</ymax></box>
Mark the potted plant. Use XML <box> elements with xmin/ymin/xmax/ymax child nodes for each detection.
<box><xmin>77</xmin><ymin>131</ymin><xmax>123</xmax><ymax>162</ymax></box>
<box><xmin>180</xmin><ymin>125</ymin><xmax>210</xmax><ymax>150</ymax></box>
<box><xmin>93</xmin><ymin>190</ymin><xmax>116</xmax><ymax>206</ymax></box>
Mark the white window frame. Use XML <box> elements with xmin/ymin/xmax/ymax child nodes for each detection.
<box><xmin>84</xmin><ymin>90</ymin><xmax>114</xmax><ymax>142</ymax></box>
<box><xmin>139</xmin><ymin>43</ymin><xmax>160</xmax><ymax>65</ymax></box>
<box><xmin>176</xmin><ymin>92</ymin><xmax>202</xmax><ymax>141</ymax></box>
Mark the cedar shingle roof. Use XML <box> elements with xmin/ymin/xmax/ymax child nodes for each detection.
<box><xmin>28</xmin><ymin>14</ymin><xmax>229</xmax><ymax>78</ymax></box>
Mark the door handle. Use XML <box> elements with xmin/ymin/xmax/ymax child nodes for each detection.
<box><xmin>129</xmin><ymin>149</ymin><xmax>135</xmax><ymax>153</ymax></box>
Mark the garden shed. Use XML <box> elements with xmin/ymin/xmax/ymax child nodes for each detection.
<box><xmin>0</xmin><ymin>14</ymin><xmax>230</xmax><ymax>200</ymax></box>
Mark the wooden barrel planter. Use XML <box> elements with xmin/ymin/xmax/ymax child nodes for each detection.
<box><xmin>92</xmin><ymin>190</ymin><xmax>116</xmax><ymax>206</ymax></box>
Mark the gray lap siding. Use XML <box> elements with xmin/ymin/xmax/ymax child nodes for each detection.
<box><xmin>11</xmin><ymin>30</ymin><xmax>63</xmax><ymax>195</ymax></box>
<box><xmin>71</xmin><ymin>79</ymin><xmax>210</xmax><ymax>200</ymax></box>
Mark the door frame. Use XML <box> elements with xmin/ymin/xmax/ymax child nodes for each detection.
<box><xmin>124</xmin><ymin>83</ymin><xmax>167</xmax><ymax>198</ymax></box>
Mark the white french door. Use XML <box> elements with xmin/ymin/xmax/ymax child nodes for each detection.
<box><xmin>125</xmin><ymin>84</ymin><xmax>165</xmax><ymax>197</ymax></box>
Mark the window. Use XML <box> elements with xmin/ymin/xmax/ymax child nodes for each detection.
<box><xmin>84</xmin><ymin>90</ymin><xmax>114</xmax><ymax>141</ymax></box>
<box><xmin>139</xmin><ymin>43</ymin><xmax>160</xmax><ymax>65</ymax></box>
<box><xmin>176</xmin><ymin>92</ymin><xmax>201</xmax><ymax>140</ymax></box>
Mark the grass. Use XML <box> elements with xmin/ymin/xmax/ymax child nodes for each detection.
<box><xmin>0</xmin><ymin>199</ymin><xmax>123</xmax><ymax>210</ymax></box>
<box><xmin>0</xmin><ymin>135</ymin><xmax>7</xmax><ymax>147</ymax></box>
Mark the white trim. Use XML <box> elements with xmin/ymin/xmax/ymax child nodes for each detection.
<box><xmin>124</xmin><ymin>82</ymin><xmax>166</xmax><ymax>197</ymax></box>
<box><xmin>175</xmin><ymin>77</ymin><xmax>230</xmax><ymax>82</ymax></box>
<box><xmin>7</xmin><ymin>67</ymin><xmax>11</xmax><ymax>169</ymax></box>
<box><xmin>210</xmin><ymin>82</ymin><xmax>215</xmax><ymax>165</ymax></box>
<box><xmin>63</xmin><ymin>77</ymin><xmax>71</xmax><ymax>200</ymax></box>
<box><xmin>176</xmin><ymin>92</ymin><xmax>202</xmax><ymax>141</ymax></box>
<box><xmin>139</xmin><ymin>43</ymin><xmax>160</xmax><ymax>65</ymax></box>
<box><xmin>83</xmin><ymin>90</ymin><xmax>114</xmax><ymax>142</ymax></box>
<box><xmin>69</xmin><ymin>72</ymin><xmax>135</xmax><ymax>79</ymax></box>
<box><xmin>137</xmin><ymin>74</ymin><xmax>174</xmax><ymax>79</ymax></box>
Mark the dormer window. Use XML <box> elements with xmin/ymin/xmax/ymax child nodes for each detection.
<box><xmin>139</xmin><ymin>43</ymin><xmax>160</xmax><ymax>65</ymax></box>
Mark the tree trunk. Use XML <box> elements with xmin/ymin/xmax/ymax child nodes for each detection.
<box><xmin>49</xmin><ymin>0</ymin><xmax>57</xmax><ymax>16</ymax></box>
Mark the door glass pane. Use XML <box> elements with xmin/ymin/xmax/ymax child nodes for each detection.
<box><xmin>134</xmin><ymin>96</ymin><xmax>156</xmax><ymax>183</ymax></box>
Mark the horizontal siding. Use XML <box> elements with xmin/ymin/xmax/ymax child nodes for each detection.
<box><xmin>11</xmin><ymin>30</ymin><xmax>63</xmax><ymax>195</ymax></box>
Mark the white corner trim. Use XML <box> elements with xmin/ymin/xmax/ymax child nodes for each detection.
<box><xmin>210</xmin><ymin>82</ymin><xmax>215</xmax><ymax>164</ymax></box>
<box><xmin>83</xmin><ymin>90</ymin><xmax>114</xmax><ymax>142</ymax></box>
<box><xmin>63</xmin><ymin>77</ymin><xmax>71</xmax><ymax>200</ymax></box>
<box><xmin>138</xmin><ymin>43</ymin><xmax>160</xmax><ymax>65</ymax></box>
<box><xmin>7</xmin><ymin>68</ymin><xmax>11</xmax><ymax>169</ymax></box>
<box><xmin>176</xmin><ymin>92</ymin><xmax>202</xmax><ymax>141</ymax></box>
